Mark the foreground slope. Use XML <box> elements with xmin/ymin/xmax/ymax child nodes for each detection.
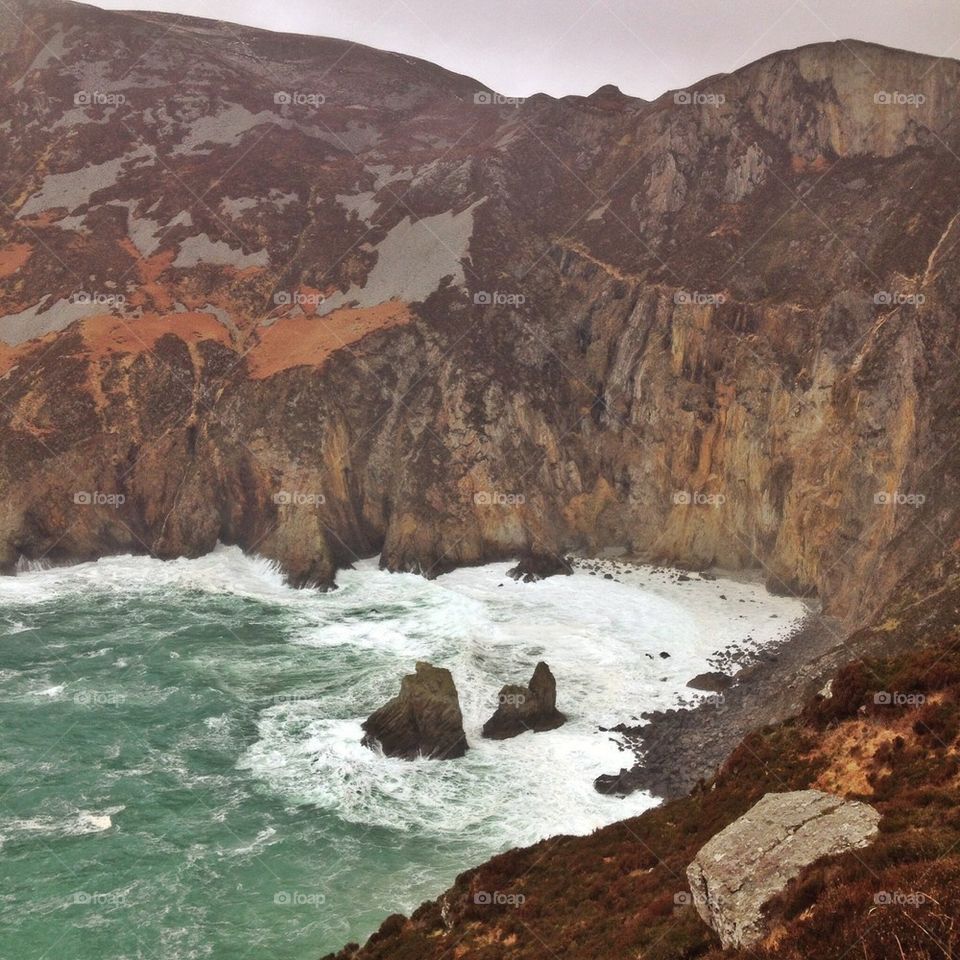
<box><xmin>327</xmin><ymin>556</ymin><xmax>960</xmax><ymax>959</ymax></box>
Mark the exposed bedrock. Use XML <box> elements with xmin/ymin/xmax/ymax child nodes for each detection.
<box><xmin>361</xmin><ymin>662</ymin><xmax>468</xmax><ymax>761</ymax></box>
<box><xmin>481</xmin><ymin>662</ymin><xmax>565</xmax><ymax>740</ymax></box>
<box><xmin>686</xmin><ymin>790</ymin><xmax>881</xmax><ymax>949</ymax></box>
<box><xmin>3</xmin><ymin>256</ymin><xmax>953</xmax><ymax>628</ymax></box>
<box><xmin>2</xmin><ymin>6</ymin><xmax>960</xmax><ymax>630</ymax></box>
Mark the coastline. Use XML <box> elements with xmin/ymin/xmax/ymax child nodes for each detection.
<box><xmin>0</xmin><ymin>546</ymin><xmax>912</xmax><ymax>960</ymax></box>
<box><xmin>595</xmin><ymin>610</ymin><xmax>847</xmax><ymax>799</ymax></box>
<box><xmin>563</xmin><ymin>554</ymin><xmax>839</xmax><ymax>800</ymax></box>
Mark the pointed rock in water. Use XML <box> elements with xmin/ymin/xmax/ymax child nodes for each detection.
<box><xmin>481</xmin><ymin>662</ymin><xmax>565</xmax><ymax>739</ymax></box>
<box><xmin>506</xmin><ymin>554</ymin><xmax>574</xmax><ymax>583</ymax></box>
<box><xmin>361</xmin><ymin>662</ymin><xmax>467</xmax><ymax>760</ymax></box>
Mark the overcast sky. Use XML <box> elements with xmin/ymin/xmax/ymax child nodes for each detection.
<box><xmin>92</xmin><ymin>0</ymin><xmax>960</xmax><ymax>98</ymax></box>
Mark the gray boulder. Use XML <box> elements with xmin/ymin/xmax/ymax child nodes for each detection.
<box><xmin>686</xmin><ymin>789</ymin><xmax>880</xmax><ymax>948</ymax></box>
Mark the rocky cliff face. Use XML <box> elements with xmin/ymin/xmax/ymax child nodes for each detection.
<box><xmin>2</xmin><ymin>0</ymin><xmax>960</xmax><ymax>624</ymax></box>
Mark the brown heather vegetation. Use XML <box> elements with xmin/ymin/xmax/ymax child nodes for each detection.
<box><xmin>329</xmin><ymin>577</ymin><xmax>960</xmax><ymax>960</ymax></box>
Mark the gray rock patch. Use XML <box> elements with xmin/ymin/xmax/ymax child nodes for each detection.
<box><xmin>686</xmin><ymin>789</ymin><xmax>880</xmax><ymax>948</ymax></box>
<box><xmin>172</xmin><ymin>233</ymin><xmax>268</xmax><ymax>270</ymax></box>
<box><xmin>0</xmin><ymin>296</ymin><xmax>104</xmax><ymax>346</ymax></box>
<box><xmin>319</xmin><ymin>198</ymin><xmax>484</xmax><ymax>314</ymax></box>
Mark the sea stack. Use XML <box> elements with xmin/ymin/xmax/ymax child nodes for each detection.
<box><xmin>362</xmin><ymin>662</ymin><xmax>468</xmax><ymax>760</ymax></box>
<box><xmin>482</xmin><ymin>662</ymin><xmax>566</xmax><ymax>739</ymax></box>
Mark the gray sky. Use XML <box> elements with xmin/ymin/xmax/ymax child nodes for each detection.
<box><xmin>93</xmin><ymin>0</ymin><xmax>960</xmax><ymax>98</ymax></box>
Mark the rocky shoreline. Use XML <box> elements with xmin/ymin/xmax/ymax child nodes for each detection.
<box><xmin>593</xmin><ymin>612</ymin><xmax>842</xmax><ymax>798</ymax></box>
<box><xmin>354</xmin><ymin>550</ymin><xmax>829</xmax><ymax>799</ymax></box>
<box><xmin>351</xmin><ymin>551</ymin><xmax>837</xmax><ymax>799</ymax></box>
<box><xmin>323</xmin><ymin>565</ymin><xmax>960</xmax><ymax>960</ymax></box>
<box><xmin>549</xmin><ymin>554</ymin><xmax>848</xmax><ymax>800</ymax></box>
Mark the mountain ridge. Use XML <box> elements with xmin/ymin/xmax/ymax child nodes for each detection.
<box><xmin>1</xmin><ymin>0</ymin><xmax>960</xmax><ymax>627</ymax></box>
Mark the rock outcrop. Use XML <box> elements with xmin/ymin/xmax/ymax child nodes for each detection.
<box><xmin>1</xmin><ymin>6</ymin><xmax>959</xmax><ymax>627</ymax></box>
<box><xmin>361</xmin><ymin>662</ymin><xmax>468</xmax><ymax>760</ymax></box>
<box><xmin>686</xmin><ymin>789</ymin><xmax>881</xmax><ymax>948</ymax></box>
<box><xmin>482</xmin><ymin>662</ymin><xmax>565</xmax><ymax>739</ymax></box>
<box><xmin>686</xmin><ymin>672</ymin><xmax>733</xmax><ymax>693</ymax></box>
<box><xmin>506</xmin><ymin>555</ymin><xmax>574</xmax><ymax>583</ymax></box>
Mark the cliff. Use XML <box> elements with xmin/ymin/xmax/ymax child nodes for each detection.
<box><xmin>2</xmin><ymin>4</ymin><xmax>960</xmax><ymax>625</ymax></box>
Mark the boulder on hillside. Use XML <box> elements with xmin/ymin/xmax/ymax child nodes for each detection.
<box><xmin>686</xmin><ymin>671</ymin><xmax>733</xmax><ymax>693</ymax></box>
<box><xmin>686</xmin><ymin>790</ymin><xmax>881</xmax><ymax>948</ymax></box>
<box><xmin>506</xmin><ymin>554</ymin><xmax>573</xmax><ymax>583</ymax></box>
<box><xmin>362</xmin><ymin>662</ymin><xmax>468</xmax><ymax>760</ymax></box>
<box><xmin>482</xmin><ymin>662</ymin><xmax>565</xmax><ymax>739</ymax></box>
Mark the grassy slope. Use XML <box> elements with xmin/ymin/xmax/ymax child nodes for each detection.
<box><xmin>326</xmin><ymin>565</ymin><xmax>960</xmax><ymax>960</ymax></box>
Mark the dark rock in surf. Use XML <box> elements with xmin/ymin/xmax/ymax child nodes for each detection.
<box><xmin>687</xmin><ymin>672</ymin><xmax>734</xmax><ymax>693</ymax></box>
<box><xmin>482</xmin><ymin>662</ymin><xmax>565</xmax><ymax>739</ymax></box>
<box><xmin>361</xmin><ymin>662</ymin><xmax>467</xmax><ymax>760</ymax></box>
<box><xmin>506</xmin><ymin>554</ymin><xmax>573</xmax><ymax>583</ymax></box>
